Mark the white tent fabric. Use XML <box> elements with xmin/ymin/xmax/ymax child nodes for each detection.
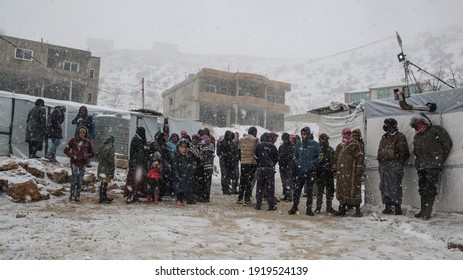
<box><xmin>0</xmin><ymin>91</ymin><xmax>203</xmax><ymax>157</ymax></box>
<box><xmin>364</xmin><ymin>88</ymin><xmax>463</xmax><ymax>213</ymax></box>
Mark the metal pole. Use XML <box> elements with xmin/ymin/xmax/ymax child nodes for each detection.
<box><xmin>141</xmin><ymin>78</ymin><xmax>145</xmax><ymax>109</ymax></box>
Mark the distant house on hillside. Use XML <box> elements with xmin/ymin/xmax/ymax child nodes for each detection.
<box><xmin>0</xmin><ymin>35</ymin><xmax>100</xmax><ymax>105</ymax></box>
<box><xmin>162</xmin><ymin>68</ymin><xmax>291</xmax><ymax>131</ymax></box>
<box><xmin>345</xmin><ymin>82</ymin><xmax>433</xmax><ymax>103</ymax></box>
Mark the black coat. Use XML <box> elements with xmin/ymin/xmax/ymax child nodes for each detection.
<box><xmin>26</xmin><ymin>104</ymin><xmax>47</xmax><ymax>142</ymax></box>
<box><xmin>47</xmin><ymin>106</ymin><xmax>65</xmax><ymax>139</ymax></box>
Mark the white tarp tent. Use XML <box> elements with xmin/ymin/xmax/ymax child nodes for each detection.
<box><xmin>364</xmin><ymin>88</ymin><xmax>463</xmax><ymax>213</ymax></box>
<box><xmin>0</xmin><ymin>91</ymin><xmax>203</xmax><ymax>158</ymax></box>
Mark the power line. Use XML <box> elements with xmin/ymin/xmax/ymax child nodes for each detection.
<box><xmin>256</xmin><ymin>34</ymin><xmax>396</xmax><ymax>76</ymax></box>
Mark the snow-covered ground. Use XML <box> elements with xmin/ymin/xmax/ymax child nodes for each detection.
<box><xmin>1</xmin><ymin>125</ymin><xmax>462</xmax><ymax>278</ymax></box>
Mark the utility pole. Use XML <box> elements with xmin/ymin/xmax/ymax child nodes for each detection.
<box><xmin>141</xmin><ymin>78</ymin><xmax>145</xmax><ymax>109</ymax></box>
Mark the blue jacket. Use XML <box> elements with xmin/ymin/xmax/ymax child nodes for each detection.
<box><xmin>294</xmin><ymin>127</ymin><xmax>321</xmax><ymax>173</ymax></box>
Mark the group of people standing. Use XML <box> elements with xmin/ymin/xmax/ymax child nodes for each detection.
<box><xmin>25</xmin><ymin>99</ymin><xmax>453</xmax><ymax>219</ymax></box>
<box><xmin>215</xmin><ymin>113</ymin><xmax>452</xmax><ymax>221</ymax></box>
<box><xmin>123</xmin><ymin>126</ymin><xmax>216</xmax><ymax>207</ymax></box>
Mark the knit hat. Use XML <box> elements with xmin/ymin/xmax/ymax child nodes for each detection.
<box><xmin>384</xmin><ymin>118</ymin><xmax>398</xmax><ymax>130</ymax></box>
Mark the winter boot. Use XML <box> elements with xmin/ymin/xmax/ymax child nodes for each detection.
<box><xmin>288</xmin><ymin>206</ymin><xmax>298</xmax><ymax>215</ymax></box>
<box><xmin>335</xmin><ymin>204</ymin><xmax>347</xmax><ymax>216</ymax></box>
<box><xmin>306</xmin><ymin>207</ymin><xmax>314</xmax><ymax>216</ymax></box>
<box><xmin>147</xmin><ymin>195</ymin><xmax>152</xmax><ymax>205</ymax></box>
<box><xmin>382</xmin><ymin>203</ymin><xmax>393</xmax><ymax>215</ymax></box>
<box><xmin>353</xmin><ymin>204</ymin><xmax>363</xmax><ymax>217</ymax></box>
<box><xmin>103</xmin><ymin>183</ymin><xmax>112</xmax><ymax>203</ymax></box>
<box><xmin>414</xmin><ymin>196</ymin><xmax>426</xmax><ymax>218</ymax></box>
<box><xmin>314</xmin><ymin>205</ymin><xmax>322</xmax><ymax>214</ymax></box>
<box><xmin>98</xmin><ymin>183</ymin><xmax>106</xmax><ymax>203</ymax></box>
<box><xmin>423</xmin><ymin>196</ymin><xmax>436</xmax><ymax>220</ymax></box>
<box><xmin>394</xmin><ymin>203</ymin><xmax>402</xmax><ymax>215</ymax></box>
<box><xmin>326</xmin><ymin>202</ymin><xmax>337</xmax><ymax>214</ymax></box>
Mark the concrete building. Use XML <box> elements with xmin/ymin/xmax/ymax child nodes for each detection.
<box><xmin>0</xmin><ymin>35</ymin><xmax>100</xmax><ymax>105</ymax></box>
<box><xmin>162</xmin><ymin>68</ymin><xmax>291</xmax><ymax>131</ymax></box>
<box><xmin>345</xmin><ymin>82</ymin><xmax>433</xmax><ymax>103</ymax></box>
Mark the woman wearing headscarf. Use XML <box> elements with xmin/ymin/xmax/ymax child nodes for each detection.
<box><xmin>64</xmin><ymin>126</ymin><xmax>95</xmax><ymax>202</ymax></box>
<box><xmin>125</xmin><ymin>127</ymin><xmax>149</xmax><ymax>203</ymax></box>
<box><xmin>333</xmin><ymin>127</ymin><xmax>365</xmax><ymax>217</ymax></box>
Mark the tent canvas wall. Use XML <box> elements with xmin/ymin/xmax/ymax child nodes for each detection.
<box><xmin>0</xmin><ymin>91</ymin><xmax>203</xmax><ymax>158</ymax></box>
<box><xmin>364</xmin><ymin>88</ymin><xmax>463</xmax><ymax>213</ymax></box>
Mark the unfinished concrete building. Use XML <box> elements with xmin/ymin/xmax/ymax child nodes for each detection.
<box><xmin>0</xmin><ymin>35</ymin><xmax>100</xmax><ymax>105</ymax></box>
<box><xmin>162</xmin><ymin>68</ymin><xmax>291</xmax><ymax>131</ymax></box>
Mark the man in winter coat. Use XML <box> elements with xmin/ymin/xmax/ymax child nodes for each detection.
<box><xmin>315</xmin><ymin>133</ymin><xmax>337</xmax><ymax>214</ymax></box>
<box><xmin>237</xmin><ymin>126</ymin><xmax>259</xmax><ymax>205</ymax></box>
<box><xmin>46</xmin><ymin>106</ymin><xmax>66</xmax><ymax>161</ymax></box>
<box><xmin>217</xmin><ymin>130</ymin><xmax>239</xmax><ymax>195</ymax></box>
<box><xmin>97</xmin><ymin>136</ymin><xmax>115</xmax><ymax>203</ymax></box>
<box><xmin>333</xmin><ymin>128</ymin><xmax>364</xmax><ymax>217</ymax></box>
<box><xmin>410</xmin><ymin>113</ymin><xmax>452</xmax><ymax>220</ymax></box>
<box><xmin>254</xmin><ymin>133</ymin><xmax>279</xmax><ymax>211</ymax></box>
<box><xmin>278</xmin><ymin>132</ymin><xmax>295</xmax><ymax>202</ymax></box>
<box><xmin>377</xmin><ymin>118</ymin><xmax>410</xmax><ymax>215</ymax></box>
<box><xmin>289</xmin><ymin>127</ymin><xmax>321</xmax><ymax>216</ymax></box>
<box><xmin>72</xmin><ymin>106</ymin><xmax>96</xmax><ymax>140</ymax></box>
<box><xmin>25</xmin><ymin>98</ymin><xmax>47</xmax><ymax>158</ymax></box>
<box><xmin>64</xmin><ymin>126</ymin><xmax>95</xmax><ymax>202</ymax></box>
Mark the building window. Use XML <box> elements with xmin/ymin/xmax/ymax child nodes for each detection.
<box><xmin>205</xmin><ymin>84</ymin><xmax>216</xmax><ymax>93</ymax></box>
<box><xmin>47</xmin><ymin>58</ymin><xmax>57</xmax><ymax>69</ymax></box>
<box><xmin>267</xmin><ymin>95</ymin><xmax>276</xmax><ymax>102</ymax></box>
<box><xmin>64</xmin><ymin>61</ymin><xmax>79</xmax><ymax>72</ymax></box>
<box><xmin>89</xmin><ymin>69</ymin><xmax>95</xmax><ymax>78</ymax></box>
<box><xmin>87</xmin><ymin>93</ymin><xmax>93</xmax><ymax>103</ymax></box>
<box><xmin>350</xmin><ymin>92</ymin><xmax>368</xmax><ymax>102</ymax></box>
<box><xmin>169</xmin><ymin>97</ymin><xmax>173</xmax><ymax>106</ymax></box>
<box><xmin>377</xmin><ymin>89</ymin><xmax>391</xmax><ymax>99</ymax></box>
<box><xmin>15</xmin><ymin>48</ymin><xmax>33</xmax><ymax>61</ymax></box>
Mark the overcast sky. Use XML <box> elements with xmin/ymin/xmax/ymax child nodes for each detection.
<box><xmin>1</xmin><ymin>0</ymin><xmax>462</xmax><ymax>59</ymax></box>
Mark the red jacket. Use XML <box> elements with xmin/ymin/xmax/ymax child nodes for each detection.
<box><xmin>64</xmin><ymin>137</ymin><xmax>94</xmax><ymax>167</ymax></box>
<box><xmin>148</xmin><ymin>162</ymin><xmax>161</xmax><ymax>180</ymax></box>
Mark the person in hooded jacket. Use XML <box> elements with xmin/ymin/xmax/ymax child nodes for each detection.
<box><xmin>198</xmin><ymin>135</ymin><xmax>215</xmax><ymax>202</ymax></box>
<box><xmin>377</xmin><ymin>118</ymin><xmax>410</xmax><ymax>215</ymax></box>
<box><xmin>25</xmin><ymin>98</ymin><xmax>47</xmax><ymax>158</ymax></box>
<box><xmin>97</xmin><ymin>136</ymin><xmax>115</xmax><ymax>203</ymax></box>
<box><xmin>64</xmin><ymin>126</ymin><xmax>95</xmax><ymax>202</ymax></box>
<box><xmin>203</xmin><ymin>128</ymin><xmax>216</xmax><ymax>150</ymax></box>
<box><xmin>72</xmin><ymin>106</ymin><xmax>96</xmax><ymax>140</ymax></box>
<box><xmin>45</xmin><ymin>105</ymin><xmax>66</xmax><ymax>162</ymax></box>
<box><xmin>410</xmin><ymin>113</ymin><xmax>452</xmax><ymax>220</ymax></box>
<box><xmin>151</xmin><ymin>132</ymin><xmax>172</xmax><ymax>200</ymax></box>
<box><xmin>217</xmin><ymin>130</ymin><xmax>239</xmax><ymax>195</ymax></box>
<box><xmin>333</xmin><ymin>128</ymin><xmax>365</xmax><ymax>217</ymax></box>
<box><xmin>254</xmin><ymin>133</ymin><xmax>279</xmax><ymax>211</ymax></box>
<box><xmin>278</xmin><ymin>132</ymin><xmax>295</xmax><ymax>202</ymax></box>
<box><xmin>173</xmin><ymin>139</ymin><xmax>196</xmax><ymax>207</ymax></box>
<box><xmin>125</xmin><ymin>127</ymin><xmax>149</xmax><ymax>203</ymax></box>
<box><xmin>315</xmin><ymin>133</ymin><xmax>337</xmax><ymax>214</ymax></box>
<box><xmin>288</xmin><ymin>127</ymin><xmax>321</xmax><ymax>216</ymax></box>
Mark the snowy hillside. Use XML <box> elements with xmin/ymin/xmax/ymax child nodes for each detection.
<box><xmin>96</xmin><ymin>27</ymin><xmax>463</xmax><ymax>116</ymax></box>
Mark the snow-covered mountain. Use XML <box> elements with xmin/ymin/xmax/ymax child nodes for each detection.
<box><xmin>97</xmin><ymin>26</ymin><xmax>463</xmax><ymax>116</ymax></box>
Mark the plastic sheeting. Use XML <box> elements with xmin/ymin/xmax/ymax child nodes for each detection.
<box><xmin>0</xmin><ymin>91</ymin><xmax>203</xmax><ymax>158</ymax></box>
